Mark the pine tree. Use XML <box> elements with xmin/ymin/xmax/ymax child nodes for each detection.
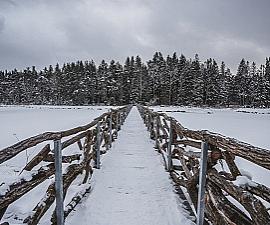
<box><xmin>191</xmin><ymin>54</ymin><xmax>203</xmax><ymax>106</ymax></box>
<box><xmin>96</xmin><ymin>60</ymin><xmax>108</xmax><ymax>104</ymax></box>
<box><xmin>235</xmin><ymin>59</ymin><xmax>250</xmax><ymax>106</ymax></box>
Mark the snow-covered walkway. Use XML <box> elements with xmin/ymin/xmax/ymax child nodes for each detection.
<box><xmin>66</xmin><ymin>107</ymin><xmax>194</xmax><ymax>225</ymax></box>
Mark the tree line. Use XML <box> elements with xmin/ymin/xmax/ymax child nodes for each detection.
<box><xmin>0</xmin><ymin>52</ymin><xmax>269</xmax><ymax>107</ymax></box>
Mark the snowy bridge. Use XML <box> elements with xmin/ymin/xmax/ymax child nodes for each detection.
<box><xmin>0</xmin><ymin>106</ymin><xmax>270</xmax><ymax>225</ymax></box>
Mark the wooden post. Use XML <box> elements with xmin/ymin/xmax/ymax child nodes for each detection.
<box><xmin>117</xmin><ymin>112</ymin><xmax>121</xmax><ymax>131</ymax></box>
<box><xmin>148</xmin><ymin>114</ymin><xmax>152</xmax><ymax>132</ymax></box>
<box><xmin>54</xmin><ymin>139</ymin><xmax>64</xmax><ymax>225</ymax></box>
<box><xmin>196</xmin><ymin>141</ymin><xmax>208</xmax><ymax>225</ymax></box>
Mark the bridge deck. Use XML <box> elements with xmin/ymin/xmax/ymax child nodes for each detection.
<box><xmin>66</xmin><ymin>107</ymin><xmax>194</xmax><ymax>225</ymax></box>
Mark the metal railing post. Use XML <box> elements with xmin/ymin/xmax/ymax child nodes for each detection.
<box><xmin>109</xmin><ymin>110</ymin><xmax>113</xmax><ymax>147</ymax></box>
<box><xmin>95</xmin><ymin>122</ymin><xmax>101</xmax><ymax>169</ymax></box>
<box><xmin>54</xmin><ymin>139</ymin><xmax>64</xmax><ymax>225</ymax></box>
<box><xmin>196</xmin><ymin>141</ymin><xmax>208</xmax><ymax>225</ymax></box>
<box><xmin>167</xmin><ymin>119</ymin><xmax>173</xmax><ymax>171</ymax></box>
<box><xmin>154</xmin><ymin>116</ymin><xmax>158</xmax><ymax>149</ymax></box>
<box><xmin>117</xmin><ymin>112</ymin><xmax>121</xmax><ymax>131</ymax></box>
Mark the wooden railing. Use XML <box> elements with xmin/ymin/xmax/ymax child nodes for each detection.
<box><xmin>0</xmin><ymin>105</ymin><xmax>132</xmax><ymax>225</ymax></box>
<box><xmin>137</xmin><ymin>105</ymin><xmax>270</xmax><ymax>225</ymax></box>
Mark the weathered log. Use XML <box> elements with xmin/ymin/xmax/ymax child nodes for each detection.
<box><xmin>172</xmin><ymin>165</ymin><xmax>183</xmax><ymax>171</ymax></box>
<box><xmin>24</xmin><ymin>163</ymin><xmax>85</xmax><ymax>225</ymax></box>
<box><xmin>159</xmin><ymin>123</ymin><xmax>169</xmax><ymax>139</ymax></box>
<box><xmin>0</xmin><ymin>206</ymin><xmax>8</xmax><ymax>221</ymax></box>
<box><xmin>207</xmin><ymin>181</ymin><xmax>252</xmax><ymax>225</ymax></box>
<box><xmin>77</xmin><ymin>140</ymin><xmax>83</xmax><ymax>150</ymax></box>
<box><xmin>222</xmin><ymin>151</ymin><xmax>241</xmax><ymax>179</ymax></box>
<box><xmin>156</xmin><ymin>116</ymin><xmax>161</xmax><ymax>142</ymax></box>
<box><xmin>62</xmin><ymin>184</ymin><xmax>91</xmax><ymax>222</ymax></box>
<box><xmin>22</xmin><ymin>144</ymin><xmax>51</xmax><ymax>172</ymax></box>
<box><xmin>23</xmin><ymin>180</ymin><xmax>55</xmax><ymax>225</ymax></box>
<box><xmin>177</xmin><ymin>155</ymin><xmax>192</xmax><ymax>179</ymax></box>
<box><xmin>174</xmin><ymin>139</ymin><xmax>202</xmax><ymax>149</ymax></box>
<box><xmin>208</xmin><ymin>169</ymin><xmax>270</xmax><ymax>224</ymax></box>
<box><xmin>218</xmin><ymin>171</ymin><xmax>235</xmax><ymax>181</ymax></box>
<box><xmin>0</xmin><ymin>163</ymin><xmax>55</xmax><ymax>211</ymax></box>
<box><xmin>43</xmin><ymin>153</ymin><xmax>81</xmax><ymax>163</ymax></box>
<box><xmin>242</xmin><ymin>181</ymin><xmax>270</xmax><ymax>203</ymax></box>
<box><xmin>205</xmin><ymin>193</ymin><xmax>229</xmax><ymax>225</ymax></box>
<box><xmin>170</xmin><ymin>171</ymin><xmax>187</xmax><ymax>188</ymax></box>
<box><xmin>61</xmin><ymin>130</ymin><xmax>90</xmax><ymax>150</ymax></box>
<box><xmin>0</xmin><ymin>113</ymin><xmax>108</xmax><ymax>164</ymax></box>
<box><xmin>186</xmin><ymin>171</ymin><xmax>199</xmax><ymax>207</ymax></box>
<box><xmin>174</xmin><ymin>147</ymin><xmax>201</xmax><ymax>158</ymax></box>
<box><xmin>0</xmin><ymin>105</ymin><xmax>129</xmax><ymax>165</ymax></box>
<box><xmin>82</xmin><ymin>132</ymin><xmax>94</xmax><ymax>184</ymax></box>
<box><xmin>173</xmin><ymin>126</ymin><xmax>270</xmax><ymax>170</ymax></box>
<box><xmin>189</xmin><ymin>156</ymin><xmax>199</xmax><ymax>175</ymax></box>
<box><xmin>82</xmin><ymin>152</ymin><xmax>94</xmax><ymax>184</ymax></box>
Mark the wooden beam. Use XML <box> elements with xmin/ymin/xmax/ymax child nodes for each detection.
<box><xmin>22</xmin><ymin>144</ymin><xmax>51</xmax><ymax>171</ymax></box>
<box><xmin>208</xmin><ymin>169</ymin><xmax>270</xmax><ymax>225</ymax></box>
<box><xmin>0</xmin><ymin>164</ymin><xmax>55</xmax><ymax>211</ymax></box>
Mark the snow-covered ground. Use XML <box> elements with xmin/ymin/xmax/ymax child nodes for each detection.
<box><xmin>0</xmin><ymin>105</ymin><xmax>113</xmax><ymax>149</ymax></box>
<box><xmin>0</xmin><ymin>105</ymin><xmax>112</xmax><ymax>224</ymax></box>
<box><xmin>1</xmin><ymin>105</ymin><xmax>194</xmax><ymax>225</ymax></box>
<box><xmin>151</xmin><ymin>106</ymin><xmax>270</xmax><ymax>188</ymax></box>
<box><xmin>65</xmin><ymin>107</ymin><xmax>194</xmax><ymax>225</ymax></box>
<box><xmin>1</xmin><ymin>105</ymin><xmax>270</xmax><ymax>224</ymax></box>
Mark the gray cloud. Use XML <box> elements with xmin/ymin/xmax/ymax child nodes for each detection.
<box><xmin>0</xmin><ymin>16</ymin><xmax>5</xmax><ymax>33</ymax></box>
<box><xmin>0</xmin><ymin>0</ymin><xmax>269</xmax><ymax>72</ymax></box>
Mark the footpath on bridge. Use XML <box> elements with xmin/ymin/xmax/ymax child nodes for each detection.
<box><xmin>66</xmin><ymin>107</ymin><xmax>194</xmax><ymax>225</ymax></box>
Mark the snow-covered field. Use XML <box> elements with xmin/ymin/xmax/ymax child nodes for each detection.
<box><xmin>1</xmin><ymin>105</ymin><xmax>270</xmax><ymax>224</ymax></box>
<box><xmin>0</xmin><ymin>105</ymin><xmax>113</xmax><ymax>149</ymax></box>
<box><xmin>151</xmin><ymin>106</ymin><xmax>270</xmax><ymax>187</ymax></box>
<box><xmin>151</xmin><ymin>106</ymin><xmax>270</xmax><ymax>218</ymax></box>
<box><xmin>1</xmin><ymin>105</ymin><xmax>194</xmax><ymax>225</ymax></box>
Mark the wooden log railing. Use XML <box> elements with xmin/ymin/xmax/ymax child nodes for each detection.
<box><xmin>137</xmin><ymin>104</ymin><xmax>270</xmax><ymax>225</ymax></box>
<box><xmin>0</xmin><ymin>105</ymin><xmax>132</xmax><ymax>224</ymax></box>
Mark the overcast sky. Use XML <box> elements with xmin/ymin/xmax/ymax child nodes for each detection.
<box><xmin>0</xmin><ymin>0</ymin><xmax>269</xmax><ymax>73</ymax></box>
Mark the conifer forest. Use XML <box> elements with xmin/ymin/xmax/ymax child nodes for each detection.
<box><xmin>1</xmin><ymin>52</ymin><xmax>270</xmax><ymax>107</ymax></box>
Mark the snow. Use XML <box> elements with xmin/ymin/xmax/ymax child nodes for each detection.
<box><xmin>65</xmin><ymin>107</ymin><xmax>194</xmax><ymax>225</ymax></box>
<box><xmin>0</xmin><ymin>105</ymin><xmax>112</xmax><ymax>149</ymax></box>
<box><xmin>233</xmin><ymin>175</ymin><xmax>258</xmax><ymax>188</ymax></box>
<box><xmin>0</xmin><ymin>105</ymin><xmax>112</xmax><ymax>223</ymax></box>
<box><xmin>151</xmin><ymin>106</ymin><xmax>270</xmax><ymax>210</ymax></box>
<box><xmin>151</xmin><ymin>106</ymin><xmax>270</xmax><ymax>182</ymax></box>
<box><xmin>151</xmin><ymin>106</ymin><xmax>270</xmax><ymax>149</ymax></box>
<box><xmin>1</xmin><ymin>104</ymin><xmax>269</xmax><ymax>223</ymax></box>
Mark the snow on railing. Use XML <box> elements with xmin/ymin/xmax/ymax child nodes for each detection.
<box><xmin>137</xmin><ymin>104</ymin><xmax>270</xmax><ymax>225</ymax></box>
<box><xmin>0</xmin><ymin>105</ymin><xmax>132</xmax><ymax>224</ymax></box>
